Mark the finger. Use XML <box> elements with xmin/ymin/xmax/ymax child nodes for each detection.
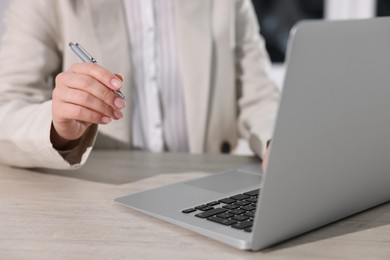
<box><xmin>262</xmin><ymin>149</ymin><xmax>269</xmax><ymax>171</ymax></box>
<box><xmin>58</xmin><ymin>87</ymin><xmax>123</xmax><ymax>120</ymax></box>
<box><xmin>69</xmin><ymin>63</ymin><xmax>123</xmax><ymax>91</ymax></box>
<box><xmin>56</xmin><ymin>72</ymin><xmax>126</xmax><ymax>110</ymax></box>
<box><xmin>58</xmin><ymin>102</ymin><xmax>112</xmax><ymax>125</ymax></box>
<box><xmin>114</xmin><ymin>73</ymin><xmax>124</xmax><ymax>81</ymax></box>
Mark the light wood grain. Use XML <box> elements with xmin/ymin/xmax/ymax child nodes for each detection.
<box><xmin>37</xmin><ymin>150</ymin><xmax>260</xmax><ymax>184</ymax></box>
<box><xmin>0</xmin><ymin>151</ymin><xmax>389</xmax><ymax>259</ymax></box>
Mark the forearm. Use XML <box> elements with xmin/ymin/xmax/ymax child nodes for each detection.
<box><xmin>0</xmin><ymin>101</ymin><xmax>96</xmax><ymax>169</ymax></box>
<box><xmin>235</xmin><ymin>0</ymin><xmax>280</xmax><ymax>158</ymax></box>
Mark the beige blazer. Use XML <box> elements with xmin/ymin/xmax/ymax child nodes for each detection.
<box><xmin>0</xmin><ymin>0</ymin><xmax>280</xmax><ymax>169</ymax></box>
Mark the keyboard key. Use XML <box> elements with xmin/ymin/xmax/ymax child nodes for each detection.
<box><xmin>219</xmin><ymin>198</ymin><xmax>236</xmax><ymax>204</ymax></box>
<box><xmin>244</xmin><ymin>189</ymin><xmax>260</xmax><ymax>196</ymax></box>
<box><xmin>182</xmin><ymin>208</ymin><xmax>196</xmax><ymax>214</ymax></box>
<box><xmin>207</xmin><ymin>201</ymin><xmax>220</xmax><ymax>206</ymax></box>
<box><xmin>246</xmin><ymin>197</ymin><xmax>257</xmax><ymax>203</ymax></box>
<box><xmin>244</xmin><ymin>211</ymin><xmax>256</xmax><ymax>218</ymax></box>
<box><xmin>234</xmin><ymin>201</ymin><xmax>250</xmax><ymax>206</ymax></box>
<box><xmin>207</xmin><ymin>216</ymin><xmax>237</xmax><ymax>226</ymax></box>
<box><xmin>232</xmin><ymin>215</ymin><xmax>250</xmax><ymax>222</ymax></box>
<box><xmin>195</xmin><ymin>208</ymin><xmax>227</xmax><ymax>219</ymax></box>
<box><xmin>216</xmin><ymin>213</ymin><xmax>233</xmax><ymax>219</ymax></box>
<box><xmin>222</xmin><ymin>204</ymin><xmax>239</xmax><ymax>210</ymax></box>
<box><xmin>241</xmin><ymin>205</ymin><xmax>256</xmax><ymax>211</ymax></box>
<box><xmin>230</xmin><ymin>194</ymin><xmax>250</xmax><ymax>200</ymax></box>
<box><xmin>195</xmin><ymin>205</ymin><xmax>214</xmax><ymax>211</ymax></box>
<box><xmin>185</xmin><ymin>190</ymin><xmax>262</xmax><ymax>232</ymax></box>
<box><xmin>232</xmin><ymin>221</ymin><xmax>253</xmax><ymax>230</ymax></box>
<box><xmin>229</xmin><ymin>209</ymin><xmax>246</xmax><ymax>215</ymax></box>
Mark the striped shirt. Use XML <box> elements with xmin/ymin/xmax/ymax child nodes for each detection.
<box><xmin>123</xmin><ymin>0</ymin><xmax>189</xmax><ymax>152</ymax></box>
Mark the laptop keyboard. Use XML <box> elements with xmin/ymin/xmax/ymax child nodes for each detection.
<box><xmin>181</xmin><ymin>189</ymin><xmax>260</xmax><ymax>232</ymax></box>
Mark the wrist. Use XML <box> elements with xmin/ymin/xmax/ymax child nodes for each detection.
<box><xmin>50</xmin><ymin>123</ymin><xmax>82</xmax><ymax>151</ymax></box>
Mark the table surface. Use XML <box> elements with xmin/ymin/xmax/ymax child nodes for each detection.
<box><xmin>1</xmin><ymin>150</ymin><xmax>389</xmax><ymax>259</ymax></box>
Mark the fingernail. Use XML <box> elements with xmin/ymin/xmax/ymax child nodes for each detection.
<box><xmin>115</xmin><ymin>73</ymin><xmax>124</xmax><ymax>81</ymax></box>
<box><xmin>114</xmin><ymin>98</ymin><xmax>125</xmax><ymax>109</ymax></box>
<box><xmin>111</xmin><ymin>78</ymin><xmax>122</xmax><ymax>89</ymax></box>
<box><xmin>113</xmin><ymin>110</ymin><xmax>123</xmax><ymax>119</ymax></box>
<box><xmin>102</xmin><ymin>116</ymin><xmax>111</xmax><ymax>124</ymax></box>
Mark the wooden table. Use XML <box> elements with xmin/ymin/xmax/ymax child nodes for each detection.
<box><xmin>0</xmin><ymin>150</ymin><xmax>389</xmax><ymax>259</ymax></box>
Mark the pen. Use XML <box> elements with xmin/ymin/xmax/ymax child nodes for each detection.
<box><xmin>69</xmin><ymin>42</ymin><xmax>126</xmax><ymax>100</ymax></box>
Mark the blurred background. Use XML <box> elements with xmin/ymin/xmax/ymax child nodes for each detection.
<box><xmin>0</xmin><ymin>0</ymin><xmax>388</xmax><ymax>155</ymax></box>
<box><xmin>0</xmin><ymin>0</ymin><xmax>9</xmax><ymax>37</ymax></box>
<box><xmin>252</xmin><ymin>0</ymin><xmax>389</xmax><ymax>90</ymax></box>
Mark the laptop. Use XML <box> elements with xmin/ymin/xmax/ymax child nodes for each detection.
<box><xmin>114</xmin><ymin>18</ymin><xmax>390</xmax><ymax>250</ymax></box>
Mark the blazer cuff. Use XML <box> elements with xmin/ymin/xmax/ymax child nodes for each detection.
<box><xmin>56</xmin><ymin>124</ymin><xmax>98</xmax><ymax>166</ymax></box>
<box><xmin>249</xmin><ymin>133</ymin><xmax>270</xmax><ymax>159</ymax></box>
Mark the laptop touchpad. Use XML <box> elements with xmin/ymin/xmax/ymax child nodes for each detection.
<box><xmin>184</xmin><ymin>170</ymin><xmax>261</xmax><ymax>194</ymax></box>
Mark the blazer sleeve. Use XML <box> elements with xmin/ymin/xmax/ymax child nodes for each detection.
<box><xmin>0</xmin><ymin>0</ymin><xmax>97</xmax><ymax>169</ymax></box>
<box><xmin>234</xmin><ymin>0</ymin><xmax>281</xmax><ymax>158</ymax></box>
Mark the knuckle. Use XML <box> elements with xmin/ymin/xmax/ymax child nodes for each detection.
<box><xmin>102</xmin><ymin>71</ymin><xmax>113</xmax><ymax>85</ymax></box>
<box><xmin>102</xmin><ymin>104</ymin><xmax>113</xmax><ymax>116</ymax></box>
<box><xmin>52</xmin><ymin>84</ymin><xmax>67</xmax><ymax>101</ymax></box>
<box><xmin>79</xmin><ymin>76</ymin><xmax>95</xmax><ymax>90</ymax></box>
<box><xmin>70</xmin><ymin>105</ymin><xmax>101</xmax><ymax>124</ymax></box>
<box><xmin>52</xmin><ymin>86</ymin><xmax>59</xmax><ymax>98</ymax></box>
<box><xmin>71</xmin><ymin>63</ymin><xmax>95</xmax><ymax>76</ymax></box>
<box><xmin>102</xmin><ymin>88</ymin><xmax>112</xmax><ymax>100</ymax></box>
<box><xmin>55</xmin><ymin>102</ymin><xmax>69</xmax><ymax>118</ymax></box>
<box><xmin>52</xmin><ymin>88</ymin><xmax>62</xmax><ymax>103</ymax></box>
<box><xmin>72</xmin><ymin>106</ymin><xmax>84</xmax><ymax>119</ymax></box>
<box><xmin>55</xmin><ymin>72</ymin><xmax>66</xmax><ymax>86</ymax></box>
<box><xmin>90</xmin><ymin>64</ymin><xmax>113</xmax><ymax>86</ymax></box>
<box><xmin>76</xmin><ymin>91</ymin><xmax>91</xmax><ymax>103</ymax></box>
<box><xmin>89</xmin><ymin>112</ymin><xmax>100</xmax><ymax>123</ymax></box>
<box><xmin>69</xmin><ymin>63</ymin><xmax>80</xmax><ymax>72</ymax></box>
<box><xmin>84</xmin><ymin>63</ymin><xmax>96</xmax><ymax>75</ymax></box>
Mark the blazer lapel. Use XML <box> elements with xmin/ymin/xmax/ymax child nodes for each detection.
<box><xmin>174</xmin><ymin>0</ymin><xmax>212</xmax><ymax>153</ymax></box>
<box><xmin>85</xmin><ymin>0</ymin><xmax>133</xmax><ymax>145</ymax></box>
<box><xmin>85</xmin><ymin>0</ymin><xmax>212</xmax><ymax>150</ymax></box>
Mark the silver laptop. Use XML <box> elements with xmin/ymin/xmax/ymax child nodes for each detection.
<box><xmin>115</xmin><ymin>18</ymin><xmax>390</xmax><ymax>250</ymax></box>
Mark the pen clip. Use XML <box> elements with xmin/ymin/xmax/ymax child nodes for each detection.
<box><xmin>76</xmin><ymin>43</ymin><xmax>97</xmax><ymax>63</ymax></box>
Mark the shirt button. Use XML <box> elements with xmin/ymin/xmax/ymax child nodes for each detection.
<box><xmin>220</xmin><ymin>141</ymin><xmax>231</xmax><ymax>154</ymax></box>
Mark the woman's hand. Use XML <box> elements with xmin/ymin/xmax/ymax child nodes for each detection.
<box><xmin>51</xmin><ymin>63</ymin><xmax>125</xmax><ymax>149</ymax></box>
<box><xmin>262</xmin><ymin>148</ymin><xmax>269</xmax><ymax>172</ymax></box>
